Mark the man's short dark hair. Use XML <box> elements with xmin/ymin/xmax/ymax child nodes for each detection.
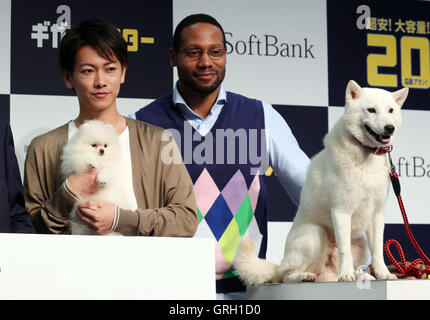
<box><xmin>59</xmin><ymin>18</ymin><xmax>128</xmax><ymax>75</ymax></box>
<box><xmin>172</xmin><ymin>14</ymin><xmax>226</xmax><ymax>50</ymax></box>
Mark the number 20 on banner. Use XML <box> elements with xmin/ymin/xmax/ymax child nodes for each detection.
<box><xmin>367</xmin><ymin>34</ymin><xmax>430</xmax><ymax>89</ymax></box>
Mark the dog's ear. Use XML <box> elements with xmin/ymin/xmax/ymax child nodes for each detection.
<box><xmin>392</xmin><ymin>87</ymin><xmax>409</xmax><ymax>108</ymax></box>
<box><xmin>345</xmin><ymin>80</ymin><xmax>362</xmax><ymax>103</ymax></box>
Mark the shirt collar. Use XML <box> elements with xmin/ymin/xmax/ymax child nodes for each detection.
<box><xmin>172</xmin><ymin>81</ymin><xmax>227</xmax><ymax>120</ymax></box>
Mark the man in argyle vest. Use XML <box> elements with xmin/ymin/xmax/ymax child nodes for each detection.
<box><xmin>132</xmin><ymin>14</ymin><xmax>310</xmax><ymax>299</ymax></box>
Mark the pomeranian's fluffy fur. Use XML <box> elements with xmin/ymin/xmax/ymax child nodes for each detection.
<box><xmin>60</xmin><ymin>120</ymin><xmax>133</xmax><ymax>235</ymax></box>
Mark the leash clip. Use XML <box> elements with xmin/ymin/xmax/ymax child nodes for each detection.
<box><xmin>387</xmin><ymin>145</ymin><xmax>396</xmax><ymax>174</ymax></box>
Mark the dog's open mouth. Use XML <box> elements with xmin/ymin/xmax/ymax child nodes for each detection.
<box><xmin>364</xmin><ymin>125</ymin><xmax>391</xmax><ymax>144</ymax></box>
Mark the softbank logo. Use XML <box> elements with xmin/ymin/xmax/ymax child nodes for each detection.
<box><xmin>159</xmin><ymin>124</ymin><xmax>269</xmax><ymax>175</ymax></box>
<box><xmin>225</xmin><ymin>32</ymin><xmax>315</xmax><ymax>59</ymax></box>
<box><xmin>396</xmin><ymin>156</ymin><xmax>430</xmax><ymax>178</ymax></box>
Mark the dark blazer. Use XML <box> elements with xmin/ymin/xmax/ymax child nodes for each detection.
<box><xmin>0</xmin><ymin>121</ymin><xmax>34</xmax><ymax>233</ymax></box>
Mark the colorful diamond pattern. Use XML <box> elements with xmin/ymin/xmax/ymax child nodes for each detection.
<box><xmin>222</xmin><ymin>267</ymin><xmax>238</xmax><ymax>280</ymax></box>
<box><xmin>193</xmin><ymin>169</ymin><xmax>261</xmax><ymax>279</ymax></box>
<box><xmin>218</xmin><ymin>218</ymin><xmax>240</xmax><ymax>264</ymax></box>
<box><xmin>193</xmin><ymin>168</ymin><xmax>220</xmax><ymax>216</ymax></box>
<box><xmin>234</xmin><ymin>194</ymin><xmax>253</xmax><ymax>236</ymax></box>
<box><xmin>197</xmin><ymin>208</ymin><xmax>203</xmax><ymax>223</ymax></box>
<box><xmin>204</xmin><ymin>195</ymin><xmax>233</xmax><ymax>241</ymax></box>
<box><xmin>221</xmin><ymin>170</ymin><xmax>248</xmax><ymax>216</ymax></box>
<box><xmin>215</xmin><ymin>243</ymin><xmax>231</xmax><ymax>280</ymax></box>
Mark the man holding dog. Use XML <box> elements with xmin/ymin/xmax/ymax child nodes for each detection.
<box><xmin>132</xmin><ymin>14</ymin><xmax>310</xmax><ymax>299</ymax></box>
<box><xmin>23</xmin><ymin>18</ymin><xmax>198</xmax><ymax>237</ymax></box>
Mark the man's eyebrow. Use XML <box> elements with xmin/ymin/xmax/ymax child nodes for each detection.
<box><xmin>78</xmin><ymin>61</ymin><xmax>117</xmax><ymax>68</ymax></box>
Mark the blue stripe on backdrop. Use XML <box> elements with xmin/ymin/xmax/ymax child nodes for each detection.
<box><xmin>327</xmin><ymin>0</ymin><xmax>430</xmax><ymax>111</ymax></box>
<box><xmin>384</xmin><ymin>223</ymin><xmax>430</xmax><ymax>267</ymax></box>
<box><xmin>10</xmin><ymin>0</ymin><xmax>173</xmax><ymax>99</ymax></box>
<box><xmin>273</xmin><ymin>105</ymin><xmax>327</xmax><ymax>159</ymax></box>
<box><xmin>266</xmin><ymin>105</ymin><xmax>327</xmax><ymax>222</ymax></box>
<box><xmin>0</xmin><ymin>95</ymin><xmax>10</xmax><ymax>122</ymax></box>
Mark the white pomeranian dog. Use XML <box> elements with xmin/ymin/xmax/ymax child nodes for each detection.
<box><xmin>60</xmin><ymin>120</ymin><xmax>133</xmax><ymax>235</ymax></box>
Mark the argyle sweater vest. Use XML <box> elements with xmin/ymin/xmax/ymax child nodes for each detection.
<box><xmin>135</xmin><ymin>92</ymin><xmax>268</xmax><ymax>293</ymax></box>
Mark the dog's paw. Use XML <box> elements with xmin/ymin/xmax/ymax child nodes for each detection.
<box><xmin>375</xmin><ymin>271</ymin><xmax>397</xmax><ymax>280</ymax></box>
<box><xmin>301</xmin><ymin>272</ymin><xmax>317</xmax><ymax>282</ymax></box>
<box><xmin>355</xmin><ymin>272</ymin><xmax>376</xmax><ymax>282</ymax></box>
<box><xmin>89</xmin><ymin>162</ymin><xmax>98</xmax><ymax>169</ymax></box>
<box><xmin>373</xmin><ymin>264</ymin><xmax>398</xmax><ymax>280</ymax></box>
<box><xmin>338</xmin><ymin>271</ymin><xmax>356</xmax><ymax>282</ymax></box>
<box><xmin>283</xmin><ymin>272</ymin><xmax>316</xmax><ymax>282</ymax></box>
<box><xmin>96</xmin><ymin>170</ymin><xmax>109</xmax><ymax>186</ymax></box>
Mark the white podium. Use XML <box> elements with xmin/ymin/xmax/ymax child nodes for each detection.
<box><xmin>0</xmin><ymin>233</ymin><xmax>215</xmax><ymax>300</ymax></box>
<box><xmin>247</xmin><ymin>280</ymin><xmax>430</xmax><ymax>300</ymax></box>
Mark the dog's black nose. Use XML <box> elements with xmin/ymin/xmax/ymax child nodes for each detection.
<box><xmin>99</xmin><ymin>149</ymin><xmax>104</xmax><ymax>155</ymax></box>
<box><xmin>384</xmin><ymin>125</ymin><xmax>395</xmax><ymax>135</ymax></box>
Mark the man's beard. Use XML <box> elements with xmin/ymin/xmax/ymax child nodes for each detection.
<box><xmin>188</xmin><ymin>68</ymin><xmax>225</xmax><ymax>94</ymax></box>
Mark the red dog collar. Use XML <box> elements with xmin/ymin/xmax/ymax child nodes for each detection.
<box><xmin>351</xmin><ymin>134</ymin><xmax>392</xmax><ymax>155</ymax></box>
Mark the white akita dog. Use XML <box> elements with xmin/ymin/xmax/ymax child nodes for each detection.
<box><xmin>235</xmin><ymin>80</ymin><xmax>409</xmax><ymax>284</ymax></box>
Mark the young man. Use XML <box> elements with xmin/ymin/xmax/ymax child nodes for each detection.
<box><xmin>24</xmin><ymin>18</ymin><xmax>198</xmax><ymax>236</ymax></box>
<box><xmin>0</xmin><ymin>121</ymin><xmax>34</xmax><ymax>233</ymax></box>
<box><xmin>132</xmin><ymin>14</ymin><xmax>310</xmax><ymax>299</ymax></box>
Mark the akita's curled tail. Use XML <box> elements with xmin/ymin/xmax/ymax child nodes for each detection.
<box><xmin>234</xmin><ymin>237</ymin><xmax>280</xmax><ymax>286</ymax></box>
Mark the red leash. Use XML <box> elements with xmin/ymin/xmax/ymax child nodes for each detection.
<box><xmin>384</xmin><ymin>240</ymin><xmax>430</xmax><ymax>278</ymax></box>
<box><xmin>384</xmin><ymin>149</ymin><xmax>430</xmax><ymax>278</ymax></box>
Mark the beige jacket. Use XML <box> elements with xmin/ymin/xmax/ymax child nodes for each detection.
<box><xmin>23</xmin><ymin>117</ymin><xmax>198</xmax><ymax>236</ymax></box>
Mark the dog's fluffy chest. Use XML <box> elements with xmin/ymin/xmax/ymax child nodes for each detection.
<box><xmin>333</xmin><ymin>152</ymin><xmax>390</xmax><ymax>229</ymax></box>
<box><xmin>335</xmin><ymin>148</ymin><xmax>389</xmax><ymax>190</ymax></box>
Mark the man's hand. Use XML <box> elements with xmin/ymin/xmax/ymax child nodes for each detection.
<box><xmin>67</xmin><ymin>168</ymin><xmax>100</xmax><ymax>197</ymax></box>
<box><xmin>77</xmin><ymin>200</ymin><xmax>116</xmax><ymax>235</ymax></box>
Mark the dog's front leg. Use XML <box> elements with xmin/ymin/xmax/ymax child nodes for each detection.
<box><xmin>366</xmin><ymin>212</ymin><xmax>397</xmax><ymax>280</ymax></box>
<box><xmin>331</xmin><ymin>210</ymin><xmax>355</xmax><ymax>281</ymax></box>
<box><xmin>97</xmin><ymin>168</ymin><xmax>109</xmax><ymax>186</ymax></box>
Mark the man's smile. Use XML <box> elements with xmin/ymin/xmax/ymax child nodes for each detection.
<box><xmin>92</xmin><ymin>91</ymin><xmax>109</xmax><ymax>98</ymax></box>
